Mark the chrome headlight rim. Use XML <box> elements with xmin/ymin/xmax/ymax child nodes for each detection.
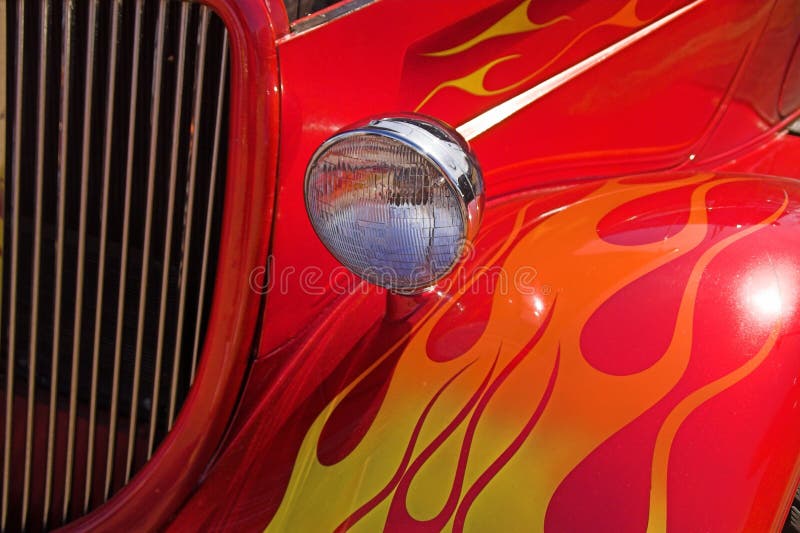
<box><xmin>304</xmin><ymin>114</ymin><xmax>485</xmax><ymax>293</ymax></box>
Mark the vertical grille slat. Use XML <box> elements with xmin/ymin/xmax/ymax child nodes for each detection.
<box><xmin>168</xmin><ymin>4</ymin><xmax>208</xmax><ymax>427</ymax></box>
<box><xmin>42</xmin><ymin>0</ymin><xmax>72</xmax><ymax>525</ymax></box>
<box><xmin>1</xmin><ymin>0</ymin><xmax>231</xmax><ymax>528</ymax></box>
<box><xmin>21</xmin><ymin>1</ymin><xmax>50</xmax><ymax>526</ymax></box>
<box><xmin>2</xmin><ymin>0</ymin><xmax>22</xmax><ymax>528</ymax></box>
<box><xmin>84</xmin><ymin>0</ymin><xmax>120</xmax><ymax>513</ymax></box>
<box><xmin>0</xmin><ymin>3</ymin><xmax>6</xmax><ymax>527</ymax></box>
<box><xmin>190</xmin><ymin>32</ymin><xmax>227</xmax><ymax>383</ymax></box>
<box><xmin>104</xmin><ymin>0</ymin><xmax>142</xmax><ymax>502</ymax></box>
<box><xmin>147</xmin><ymin>1</ymin><xmax>187</xmax><ymax>458</ymax></box>
<box><xmin>125</xmin><ymin>0</ymin><xmax>166</xmax><ymax>483</ymax></box>
<box><xmin>62</xmin><ymin>0</ymin><xmax>97</xmax><ymax>519</ymax></box>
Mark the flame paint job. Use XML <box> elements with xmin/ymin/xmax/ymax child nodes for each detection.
<box><xmin>170</xmin><ymin>169</ymin><xmax>800</xmax><ymax>531</ymax></box>
<box><xmin>72</xmin><ymin>0</ymin><xmax>800</xmax><ymax>529</ymax></box>
<box><xmin>255</xmin><ymin>173</ymin><xmax>800</xmax><ymax>532</ymax></box>
<box><xmin>415</xmin><ymin>0</ymin><xmax>686</xmax><ymax>113</ymax></box>
<box><xmin>261</xmin><ymin>0</ymin><xmax>800</xmax><ymax>362</ymax></box>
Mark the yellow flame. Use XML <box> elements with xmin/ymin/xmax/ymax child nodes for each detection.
<box><xmin>415</xmin><ymin>55</ymin><xmax>521</xmax><ymax>113</ymax></box>
<box><xmin>416</xmin><ymin>0</ymin><xmax>653</xmax><ymax>112</ymax></box>
<box><xmin>646</xmin><ymin>194</ymin><xmax>788</xmax><ymax>533</ymax></box>
<box><xmin>425</xmin><ymin>0</ymin><xmax>571</xmax><ymax>58</ymax></box>
<box><xmin>266</xmin><ymin>175</ymin><xmax>786</xmax><ymax>532</ymax></box>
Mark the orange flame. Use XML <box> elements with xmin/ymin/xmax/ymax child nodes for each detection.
<box><xmin>416</xmin><ymin>0</ymin><xmax>656</xmax><ymax>112</ymax></box>
<box><xmin>266</xmin><ymin>174</ymin><xmax>787</xmax><ymax>532</ymax></box>
<box><xmin>424</xmin><ymin>0</ymin><xmax>571</xmax><ymax>58</ymax></box>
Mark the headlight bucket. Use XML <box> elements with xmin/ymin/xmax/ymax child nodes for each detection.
<box><xmin>304</xmin><ymin>115</ymin><xmax>484</xmax><ymax>293</ymax></box>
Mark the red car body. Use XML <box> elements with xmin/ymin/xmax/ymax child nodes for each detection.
<box><xmin>67</xmin><ymin>0</ymin><xmax>800</xmax><ymax>530</ymax></box>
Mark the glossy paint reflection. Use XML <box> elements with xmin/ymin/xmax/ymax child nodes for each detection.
<box><xmin>259</xmin><ymin>173</ymin><xmax>800</xmax><ymax>532</ymax></box>
<box><xmin>740</xmin><ymin>263</ymin><xmax>797</xmax><ymax>327</ymax></box>
<box><xmin>163</xmin><ymin>0</ymin><xmax>800</xmax><ymax>527</ymax></box>
<box><xmin>266</xmin><ymin>0</ymin><xmax>797</xmax><ymax>359</ymax></box>
<box><xmin>170</xmin><ymin>172</ymin><xmax>800</xmax><ymax>532</ymax></box>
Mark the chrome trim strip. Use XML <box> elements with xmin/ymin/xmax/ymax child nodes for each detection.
<box><xmin>106</xmin><ymin>0</ymin><xmax>144</xmax><ymax>500</ymax></box>
<box><xmin>126</xmin><ymin>0</ymin><xmax>167</xmax><ymax>482</ymax></box>
<box><xmin>168</xmin><ymin>5</ymin><xmax>209</xmax><ymax>428</ymax></box>
<box><xmin>62</xmin><ymin>0</ymin><xmax>97</xmax><ymax>519</ymax></box>
<box><xmin>456</xmin><ymin>0</ymin><xmax>705</xmax><ymax>141</ymax></box>
<box><xmin>84</xmin><ymin>0</ymin><xmax>119</xmax><ymax>512</ymax></box>
<box><xmin>22</xmin><ymin>1</ymin><xmax>50</xmax><ymax>525</ymax></box>
<box><xmin>2</xmin><ymin>0</ymin><xmax>21</xmax><ymax>528</ymax></box>
<box><xmin>0</xmin><ymin>4</ymin><xmax>5</xmax><ymax>398</ymax></box>
<box><xmin>42</xmin><ymin>0</ymin><xmax>73</xmax><ymax>525</ymax></box>
<box><xmin>190</xmin><ymin>34</ymin><xmax>227</xmax><ymax>381</ymax></box>
<box><xmin>147</xmin><ymin>1</ymin><xmax>189</xmax><ymax>458</ymax></box>
<box><xmin>290</xmin><ymin>0</ymin><xmax>375</xmax><ymax>34</ymax></box>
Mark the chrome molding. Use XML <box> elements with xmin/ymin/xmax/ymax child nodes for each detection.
<box><xmin>456</xmin><ymin>0</ymin><xmax>706</xmax><ymax>141</ymax></box>
<box><xmin>291</xmin><ymin>0</ymin><xmax>375</xmax><ymax>34</ymax></box>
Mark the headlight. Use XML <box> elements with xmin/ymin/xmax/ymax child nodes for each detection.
<box><xmin>304</xmin><ymin>115</ymin><xmax>484</xmax><ymax>294</ymax></box>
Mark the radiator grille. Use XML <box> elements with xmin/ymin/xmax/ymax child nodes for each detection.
<box><xmin>0</xmin><ymin>0</ymin><xmax>230</xmax><ymax>529</ymax></box>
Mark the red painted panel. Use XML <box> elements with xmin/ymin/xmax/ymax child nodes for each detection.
<box><xmin>262</xmin><ymin>0</ymin><xmax>787</xmax><ymax>358</ymax></box>
<box><xmin>780</xmin><ymin>34</ymin><xmax>800</xmax><ymax>116</ymax></box>
<box><xmin>720</xmin><ymin>130</ymin><xmax>800</xmax><ymax>175</ymax></box>
<box><xmin>693</xmin><ymin>0</ymin><xmax>800</xmax><ymax>161</ymax></box>
<box><xmin>171</xmin><ymin>172</ymin><xmax>800</xmax><ymax>532</ymax></box>
<box><xmin>164</xmin><ymin>0</ymin><xmax>800</xmax><ymax>531</ymax></box>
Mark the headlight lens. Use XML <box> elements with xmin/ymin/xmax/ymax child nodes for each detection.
<box><xmin>304</xmin><ymin>116</ymin><xmax>484</xmax><ymax>293</ymax></box>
